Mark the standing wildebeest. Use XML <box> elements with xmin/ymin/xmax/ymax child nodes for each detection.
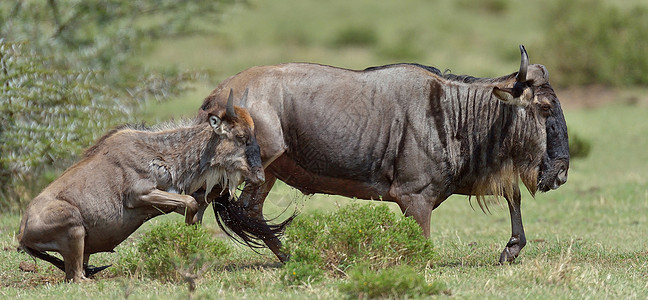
<box><xmin>198</xmin><ymin>46</ymin><xmax>569</xmax><ymax>264</ymax></box>
<box><xmin>17</xmin><ymin>90</ymin><xmax>266</xmax><ymax>282</ymax></box>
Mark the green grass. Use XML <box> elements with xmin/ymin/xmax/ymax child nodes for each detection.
<box><xmin>3</xmin><ymin>0</ymin><xmax>648</xmax><ymax>298</ymax></box>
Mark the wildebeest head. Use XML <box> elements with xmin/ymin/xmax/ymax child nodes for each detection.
<box><xmin>204</xmin><ymin>89</ymin><xmax>265</xmax><ymax>193</ymax></box>
<box><xmin>492</xmin><ymin>45</ymin><xmax>569</xmax><ymax>193</ymax></box>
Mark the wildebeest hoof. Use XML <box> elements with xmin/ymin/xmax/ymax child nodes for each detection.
<box><xmin>498</xmin><ymin>236</ymin><xmax>525</xmax><ymax>264</ymax></box>
<box><xmin>499</xmin><ymin>247</ymin><xmax>518</xmax><ymax>264</ymax></box>
<box><xmin>85</xmin><ymin>264</ymin><xmax>111</xmax><ymax>277</ymax></box>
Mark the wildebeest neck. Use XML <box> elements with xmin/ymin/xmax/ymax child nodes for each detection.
<box><xmin>133</xmin><ymin>122</ymin><xmax>240</xmax><ymax>195</ymax></box>
<box><xmin>429</xmin><ymin>79</ymin><xmax>544</xmax><ymax>200</ymax></box>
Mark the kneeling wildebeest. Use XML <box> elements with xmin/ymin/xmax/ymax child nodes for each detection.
<box><xmin>197</xmin><ymin>46</ymin><xmax>569</xmax><ymax>264</ymax></box>
<box><xmin>17</xmin><ymin>90</ymin><xmax>264</xmax><ymax>282</ymax></box>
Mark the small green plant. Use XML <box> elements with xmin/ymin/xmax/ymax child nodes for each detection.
<box><xmin>569</xmin><ymin>130</ymin><xmax>591</xmax><ymax>159</ymax></box>
<box><xmin>281</xmin><ymin>203</ymin><xmax>438</xmax><ymax>279</ymax></box>
<box><xmin>339</xmin><ymin>264</ymin><xmax>449</xmax><ymax>299</ymax></box>
<box><xmin>280</xmin><ymin>261</ymin><xmax>324</xmax><ymax>286</ymax></box>
<box><xmin>118</xmin><ymin>221</ymin><xmax>231</xmax><ymax>282</ymax></box>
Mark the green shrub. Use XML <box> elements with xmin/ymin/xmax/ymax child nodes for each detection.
<box><xmin>569</xmin><ymin>130</ymin><xmax>591</xmax><ymax>159</ymax></box>
<box><xmin>281</xmin><ymin>203</ymin><xmax>438</xmax><ymax>276</ymax></box>
<box><xmin>118</xmin><ymin>221</ymin><xmax>231</xmax><ymax>282</ymax></box>
<box><xmin>540</xmin><ymin>0</ymin><xmax>648</xmax><ymax>86</ymax></box>
<box><xmin>339</xmin><ymin>264</ymin><xmax>449</xmax><ymax>299</ymax></box>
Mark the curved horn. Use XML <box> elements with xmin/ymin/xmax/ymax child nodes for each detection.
<box><xmin>226</xmin><ymin>88</ymin><xmax>237</xmax><ymax>119</ymax></box>
<box><xmin>239</xmin><ymin>88</ymin><xmax>249</xmax><ymax>108</ymax></box>
<box><xmin>516</xmin><ymin>45</ymin><xmax>529</xmax><ymax>83</ymax></box>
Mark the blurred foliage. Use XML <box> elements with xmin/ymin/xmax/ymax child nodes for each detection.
<box><xmin>331</xmin><ymin>26</ymin><xmax>378</xmax><ymax>47</ymax></box>
<box><xmin>0</xmin><ymin>0</ymin><xmax>237</xmax><ymax>210</ymax></box>
<box><xmin>569</xmin><ymin>130</ymin><xmax>591</xmax><ymax>159</ymax></box>
<box><xmin>455</xmin><ymin>0</ymin><xmax>509</xmax><ymax>15</ymax></box>
<box><xmin>540</xmin><ymin>0</ymin><xmax>648</xmax><ymax>87</ymax></box>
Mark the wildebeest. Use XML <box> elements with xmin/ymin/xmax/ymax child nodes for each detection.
<box><xmin>17</xmin><ymin>90</ymin><xmax>266</xmax><ymax>282</ymax></box>
<box><xmin>197</xmin><ymin>46</ymin><xmax>569</xmax><ymax>264</ymax></box>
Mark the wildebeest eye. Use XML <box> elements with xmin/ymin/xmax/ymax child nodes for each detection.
<box><xmin>236</xmin><ymin>134</ymin><xmax>248</xmax><ymax>143</ymax></box>
<box><xmin>540</xmin><ymin>103</ymin><xmax>552</xmax><ymax>115</ymax></box>
<box><xmin>209</xmin><ymin>115</ymin><xmax>221</xmax><ymax>128</ymax></box>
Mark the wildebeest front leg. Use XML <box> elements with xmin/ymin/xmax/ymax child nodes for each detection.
<box><xmin>396</xmin><ymin>194</ymin><xmax>434</xmax><ymax>238</ymax></box>
<box><xmin>499</xmin><ymin>185</ymin><xmax>526</xmax><ymax>264</ymax></box>
<box><xmin>138</xmin><ymin>189</ymin><xmax>199</xmax><ymax>224</ymax></box>
<box><xmin>237</xmin><ymin>174</ymin><xmax>288</xmax><ymax>262</ymax></box>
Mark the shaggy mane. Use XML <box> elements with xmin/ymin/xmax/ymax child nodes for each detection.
<box><xmin>83</xmin><ymin>119</ymin><xmax>201</xmax><ymax>158</ymax></box>
<box><xmin>364</xmin><ymin>63</ymin><xmax>517</xmax><ymax>84</ymax></box>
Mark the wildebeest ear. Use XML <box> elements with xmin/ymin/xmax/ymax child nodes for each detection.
<box><xmin>209</xmin><ymin>115</ymin><xmax>222</xmax><ymax>129</ymax></box>
<box><xmin>492</xmin><ymin>86</ymin><xmax>533</xmax><ymax>107</ymax></box>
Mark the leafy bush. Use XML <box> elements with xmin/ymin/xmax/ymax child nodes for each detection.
<box><xmin>540</xmin><ymin>0</ymin><xmax>648</xmax><ymax>86</ymax></box>
<box><xmin>569</xmin><ymin>130</ymin><xmax>591</xmax><ymax>159</ymax></box>
<box><xmin>280</xmin><ymin>203</ymin><xmax>438</xmax><ymax>285</ymax></box>
<box><xmin>118</xmin><ymin>221</ymin><xmax>231</xmax><ymax>282</ymax></box>
<box><xmin>339</xmin><ymin>264</ymin><xmax>449</xmax><ymax>299</ymax></box>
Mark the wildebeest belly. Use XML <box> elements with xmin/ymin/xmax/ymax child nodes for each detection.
<box><xmin>269</xmin><ymin>154</ymin><xmax>394</xmax><ymax>201</ymax></box>
<box><xmin>82</xmin><ymin>207</ymin><xmax>165</xmax><ymax>253</ymax></box>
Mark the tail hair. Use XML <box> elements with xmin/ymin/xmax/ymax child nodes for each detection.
<box><xmin>18</xmin><ymin>245</ymin><xmax>65</xmax><ymax>272</ymax></box>
<box><xmin>211</xmin><ymin>195</ymin><xmax>296</xmax><ymax>249</ymax></box>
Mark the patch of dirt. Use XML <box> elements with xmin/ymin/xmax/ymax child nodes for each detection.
<box><xmin>19</xmin><ymin>261</ymin><xmax>37</xmax><ymax>273</ymax></box>
<box><xmin>557</xmin><ymin>86</ymin><xmax>648</xmax><ymax>110</ymax></box>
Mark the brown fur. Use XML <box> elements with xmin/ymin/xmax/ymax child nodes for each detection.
<box><xmin>17</xmin><ymin>93</ymin><xmax>260</xmax><ymax>282</ymax></box>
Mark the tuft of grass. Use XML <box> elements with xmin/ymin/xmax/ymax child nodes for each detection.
<box><xmin>116</xmin><ymin>220</ymin><xmax>231</xmax><ymax>282</ymax></box>
<box><xmin>281</xmin><ymin>261</ymin><xmax>324</xmax><ymax>286</ymax></box>
<box><xmin>280</xmin><ymin>203</ymin><xmax>438</xmax><ymax>284</ymax></box>
<box><xmin>339</xmin><ymin>264</ymin><xmax>449</xmax><ymax>299</ymax></box>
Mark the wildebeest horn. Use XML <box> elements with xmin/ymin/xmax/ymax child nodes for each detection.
<box><xmin>516</xmin><ymin>45</ymin><xmax>528</xmax><ymax>83</ymax></box>
<box><xmin>226</xmin><ymin>88</ymin><xmax>237</xmax><ymax>119</ymax></box>
<box><xmin>239</xmin><ymin>88</ymin><xmax>249</xmax><ymax>108</ymax></box>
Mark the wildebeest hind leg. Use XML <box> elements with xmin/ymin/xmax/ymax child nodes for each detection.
<box><xmin>61</xmin><ymin>225</ymin><xmax>89</xmax><ymax>282</ymax></box>
<box><xmin>137</xmin><ymin>189</ymin><xmax>199</xmax><ymax>224</ymax></box>
<box><xmin>82</xmin><ymin>253</ymin><xmax>111</xmax><ymax>277</ymax></box>
<box><xmin>499</xmin><ymin>185</ymin><xmax>526</xmax><ymax>264</ymax></box>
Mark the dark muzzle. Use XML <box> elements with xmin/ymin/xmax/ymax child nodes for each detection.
<box><xmin>245</xmin><ymin>134</ymin><xmax>265</xmax><ymax>186</ymax></box>
<box><xmin>539</xmin><ymin>158</ymin><xmax>569</xmax><ymax>192</ymax></box>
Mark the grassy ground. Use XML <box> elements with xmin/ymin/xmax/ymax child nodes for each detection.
<box><xmin>3</xmin><ymin>0</ymin><xmax>648</xmax><ymax>298</ymax></box>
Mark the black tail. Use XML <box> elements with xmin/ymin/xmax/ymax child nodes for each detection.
<box><xmin>20</xmin><ymin>246</ymin><xmax>66</xmax><ymax>272</ymax></box>
<box><xmin>211</xmin><ymin>193</ymin><xmax>296</xmax><ymax>249</ymax></box>
<box><xmin>19</xmin><ymin>246</ymin><xmax>111</xmax><ymax>277</ymax></box>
